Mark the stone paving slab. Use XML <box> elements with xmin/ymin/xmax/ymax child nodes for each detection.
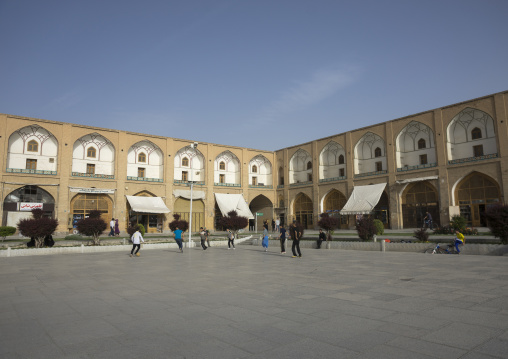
<box><xmin>1</xmin><ymin>246</ymin><xmax>508</xmax><ymax>358</ymax></box>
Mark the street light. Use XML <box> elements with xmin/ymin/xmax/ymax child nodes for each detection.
<box><xmin>188</xmin><ymin>142</ymin><xmax>198</xmax><ymax>249</ymax></box>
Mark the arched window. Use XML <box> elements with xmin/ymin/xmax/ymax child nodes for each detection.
<box><xmin>307</xmin><ymin>161</ymin><xmax>312</xmax><ymax>170</ymax></box>
<box><xmin>138</xmin><ymin>152</ymin><xmax>146</xmax><ymax>163</ymax></box>
<box><xmin>87</xmin><ymin>147</ymin><xmax>96</xmax><ymax>158</ymax></box>
<box><xmin>219</xmin><ymin>161</ymin><xmax>225</xmax><ymax>170</ymax></box>
<box><xmin>27</xmin><ymin>140</ymin><xmax>38</xmax><ymax>152</ymax></box>
<box><xmin>338</xmin><ymin>154</ymin><xmax>344</xmax><ymax>164</ymax></box>
<box><xmin>252</xmin><ymin>165</ymin><xmax>257</xmax><ymax>173</ymax></box>
<box><xmin>471</xmin><ymin>127</ymin><xmax>482</xmax><ymax>140</ymax></box>
<box><xmin>418</xmin><ymin>139</ymin><xmax>426</xmax><ymax>149</ymax></box>
<box><xmin>374</xmin><ymin>147</ymin><xmax>382</xmax><ymax>157</ymax></box>
<box><xmin>182</xmin><ymin>157</ymin><xmax>189</xmax><ymax>167</ymax></box>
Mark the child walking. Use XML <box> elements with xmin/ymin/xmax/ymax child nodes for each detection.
<box><xmin>130</xmin><ymin>227</ymin><xmax>144</xmax><ymax>257</ymax></box>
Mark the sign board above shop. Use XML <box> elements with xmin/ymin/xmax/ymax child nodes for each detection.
<box><xmin>69</xmin><ymin>187</ymin><xmax>116</xmax><ymax>194</ymax></box>
<box><xmin>19</xmin><ymin>202</ymin><xmax>43</xmax><ymax>211</ymax></box>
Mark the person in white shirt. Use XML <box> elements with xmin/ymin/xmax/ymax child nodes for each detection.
<box><xmin>130</xmin><ymin>228</ymin><xmax>144</xmax><ymax>257</ymax></box>
<box><xmin>109</xmin><ymin>218</ymin><xmax>115</xmax><ymax>236</ymax></box>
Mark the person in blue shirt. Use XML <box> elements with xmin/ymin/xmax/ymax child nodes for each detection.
<box><xmin>174</xmin><ymin>226</ymin><xmax>184</xmax><ymax>253</ymax></box>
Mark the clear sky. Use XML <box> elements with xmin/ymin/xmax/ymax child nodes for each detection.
<box><xmin>1</xmin><ymin>0</ymin><xmax>507</xmax><ymax>151</ymax></box>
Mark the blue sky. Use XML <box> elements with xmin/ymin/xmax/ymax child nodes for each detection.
<box><xmin>1</xmin><ymin>0</ymin><xmax>507</xmax><ymax>151</ymax></box>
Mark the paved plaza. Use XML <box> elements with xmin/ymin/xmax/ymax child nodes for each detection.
<box><xmin>1</xmin><ymin>245</ymin><xmax>508</xmax><ymax>358</ymax></box>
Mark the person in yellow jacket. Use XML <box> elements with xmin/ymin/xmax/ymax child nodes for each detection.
<box><xmin>453</xmin><ymin>230</ymin><xmax>465</xmax><ymax>254</ymax></box>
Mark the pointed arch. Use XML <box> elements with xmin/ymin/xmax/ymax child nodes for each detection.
<box><xmin>174</xmin><ymin>145</ymin><xmax>205</xmax><ymax>183</ymax></box>
<box><xmin>293</xmin><ymin>192</ymin><xmax>313</xmax><ymax>229</ymax></box>
<box><xmin>214</xmin><ymin>150</ymin><xmax>240</xmax><ymax>186</ymax></box>
<box><xmin>249</xmin><ymin>155</ymin><xmax>273</xmax><ymax>187</ymax></box>
<box><xmin>249</xmin><ymin>194</ymin><xmax>274</xmax><ymax>230</ymax></box>
<box><xmin>395</xmin><ymin>121</ymin><xmax>436</xmax><ymax>169</ymax></box>
<box><xmin>289</xmin><ymin>149</ymin><xmax>312</xmax><ymax>184</ymax></box>
<box><xmin>71</xmin><ymin>133</ymin><xmax>114</xmax><ymax>178</ymax></box>
<box><xmin>447</xmin><ymin>108</ymin><xmax>497</xmax><ymax>162</ymax></box>
<box><xmin>354</xmin><ymin>132</ymin><xmax>386</xmax><ymax>175</ymax></box>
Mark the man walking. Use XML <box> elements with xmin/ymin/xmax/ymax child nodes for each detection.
<box><xmin>227</xmin><ymin>229</ymin><xmax>235</xmax><ymax>250</ymax></box>
<box><xmin>290</xmin><ymin>223</ymin><xmax>302</xmax><ymax>258</ymax></box>
<box><xmin>130</xmin><ymin>227</ymin><xmax>144</xmax><ymax>257</ymax></box>
<box><xmin>199</xmin><ymin>227</ymin><xmax>207</xmax><ymax>250</ymax></box>
<box><xmin>279</xmin><ymin>224</ymin><xmax>286</xmax><ymax>254</ymax></box>
<box><xmin>174</xmin><ymin>226</ymin><xmax>184</xmax><ymax>253</ymax></box>
<box><xmin>204</xmin><ymin>227</ymin><xmax>211</xmax><ymax>247</ymax></box>
<box><xmin>109</xmin><ymin>218</ymin><xmax>115</xmax><ymax>236</ymax></box>
<box><xmin>275</xmin><ymin>218</ymin><xmax>280</xmax><ymax>232</ymax></box>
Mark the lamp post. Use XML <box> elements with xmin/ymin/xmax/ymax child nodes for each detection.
<box><xmin>188</xmin><ymin>142</ymin><xmax>198</xmax><ymax>248</ymax></box>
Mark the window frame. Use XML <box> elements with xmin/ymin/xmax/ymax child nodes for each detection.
<box><xmin>86</xmin><ymin>163</ymin><xmax>95</xmax><ymax>175</ymax></box>
<box><xmin>27</xmin><ymin>140</ymin><xmax>39</xmax><ymax>152</ymax></box>
<box><xmin>138</xmin><ymin>153</ymin><xmax>146</xmax><ymax>163</ymax></box>
<box><xmin>138</xmin><ymin>167</ymin><xmax>146</xmax><ymax>178</ymax></box>
<box><xmin>87</xmin><ymin>147</ymin><xmax>97</xmax><ymax>158</ymax></box>
<box><xmin>26</xmin><ymin>158</ymin><xmax>37</xmax><ymax>170</ymax></box>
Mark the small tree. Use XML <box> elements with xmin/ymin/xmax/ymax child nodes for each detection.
<box><xmin>373</xmin><ymin>219</ymin><xmax>384</xmax><ymax>235</ymax></box>
<box><xmin>75</xmin><ymin>210</ymin><xmax>107</xmax><ymax>245</ymax></box>
<box><xmin>355</xmin><ymin>215</ymin><xmax>377</xmax><ymax>241</ymax></box>
<box><xmin>484</xmin><ymin>204</ymin><xmax>508</xmax><ymax>244</ymax></box>
<box><xmin>317</xmin><ymin>213</ymin><xmax>339</xmax><ymax>241</ymax></box>
<box><xmin>17</xmin><ymin>209</ymin><xmax>58</xmax><ymax>248</ymax></box>
<box><xmin>0</xmin><ymin>226</ymin><xmax>16</xmax><ymax>242</ymax></box>
<box><xmin>218</xmin><ymin>210</ymin><xmax>248</xmax><ymax>239</ymax></box>
<box><xmin>168</xmin><ymin>213</ymin><xmax>189</xmax><ymax>233</ymax></box>
<box><xmin>413</xmin><ymin>227</ymin><xmax>429</xmax><ymax>242</ymax></box>
<box><xmin>450</xmin><ymin>215</ymin><xmax>467</xmax><ymax>232</ymax></box>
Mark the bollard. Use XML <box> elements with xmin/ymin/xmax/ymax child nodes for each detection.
<box><xmin>81</xmin><ymin>243</ymin><xmax>84</xmax><ymax>253</ymax></box>
<box><xmin>7</xmin><ymin>246</ymin><xmax>11</xmax><ymax>257</ymax></box>
<box><xmin>373</xmin><ymin>234</ymin><xmax>377</xmax><ymax>242</ymax></box>
<box><xmin>380</xmin><ymin>240</ymin><xmax>385</xmax><ymax>252</ymax></box>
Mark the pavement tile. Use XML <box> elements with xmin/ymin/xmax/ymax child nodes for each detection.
<box><xmin>421</xmin><ymin>322</ymin><xmax>501</xmax><ymax>350</ymax></box>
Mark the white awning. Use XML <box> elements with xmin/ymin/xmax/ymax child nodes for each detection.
<box><xmin>173</xmin><ymin>189</ymin><xmax>206</xmax><ymax>200</ymax></box>
<box><xmin>395</xmin><ymin>175</ymin><xmax>438</xmax><ymax>184</ymax></box>
<box><xmin>214</xmin><ymin>193</ymin><xmax>254</xmax><ymax>219</ymax></box>
<box><xmin>340</xmin><ymin>183</ymin><xmax>387</xmax><ymax>215</ymax></box>
<box><xmin>126</xmin><ymin>195</ymin><xmax>170</xmax><ymax>214</ymax></box>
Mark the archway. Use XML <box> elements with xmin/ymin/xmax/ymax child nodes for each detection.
<box><xmin>455</xmin><ymin>172</ymin><xmax>500</xmax><ymax>226</ymax></box>
<box><xmin>293</xmin><ymin>193</ymin><xmax>313</xmax><ymax>229</ymax></box>
<box><xmin>249</xmin><ymin>195</ymin><xmax>273</xmax><ymax>231</ymax></box>
<box><xmin>322</xmin><ymin>189</ymin><xmax>348</xmax><ymax>228</ymax></box>
<box><xmin>174</xmin><ymin>198</ymin><xmax>205</xmax><ymax>232</ymax></box>
<box><xmin>401</xmin><ymin>181</ymin><xmax>439</xmax><ymax>228</ymax></box>
<box><xmin>70</xmin><ymin>193</ymin><xmax>113</xmax><ymax>232</ymax></box>
<box><xmin>3</xmin><ymin>185</ymin><xmax>55</xmax><ymax>227</ymax></box>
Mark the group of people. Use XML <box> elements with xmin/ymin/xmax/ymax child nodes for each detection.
<box><xmin>108</xmin><ymin>218</ymin><xmax>120</xmax><ymax>237</ymax></box>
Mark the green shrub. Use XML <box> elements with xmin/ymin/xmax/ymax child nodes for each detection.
<box><xmin>137</xmin><ymin>224</ymin><xmax>146</xmax><ymax>236</ymax></box>
<box><xmin>127</xmin><ymin>224</ymin><xmax>146</xmax><ymax>237</ymax></box>
<box><xmin>373</xmin><ymin>219</ymin><xmax>384</xmax><ymax>235</ymax></box>
<box><xmin>450</xmin><ymin>215</ymin><xmax>467</xmax><ymax>231</ymax></box>
<box><xmin>0</xmin><ymin>226</ymin><xmax>16</xmax><ymax>241</ymax></box>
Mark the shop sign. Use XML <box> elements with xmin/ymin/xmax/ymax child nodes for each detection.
<box><xmin>19</xmin><ymin>202</ymin><xmax>43</xmax><ymax>211</ymax></box>
<box><xmin>69</xmin><ymin>187</ymin><xmax>116</xmax><ymax>194</ymax></box>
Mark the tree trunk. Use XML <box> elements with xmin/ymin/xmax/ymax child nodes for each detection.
<box><xmin>35</xmin><ymin>237</ymin><xmax>45</xmax><ymax>248</ymax></box>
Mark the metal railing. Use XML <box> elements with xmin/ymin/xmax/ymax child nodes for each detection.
<box><xmin>319</xmin><ymin>176</ymin><xmax>346</xmax><ymax>183</ymax></box>
<box><xmin>72</xmin><ymin>172</ymin><xmax>114</xmax><ymax>179</ymax></box>
<box><xmin>289</xmin><ymin>181</ymin><xmax>313</xmax><ymax>187</ymax></box>
<box><xmin>214</xmin><ymin>182</ymin><xmax>241</xmax><ymax>187</ymax></box>
<box><xmin>448</xmin><ymin>153</ymin><xmax>498</xmax><ymax>165</ymax></box>
<box><xmin>7</xmin><ymin>168</ymin><xmax>57</xmax><ymax>175</ymax></box>
<box><xmin>397</xmin><ymin>163</ymin><xmax>437</xmax><ymax>172</ymax></box>
<box><xmin>174</xmin><ymin>179</ymin><xmax>205</xmax><ymax>185</ymax></box>
<box><xmin>127</xmin><ymin>176</ymin><xmax>163</xmax><ymax>182</ymax></box>
<box><xmin>354</xmin><ymin>170</ymin><xmax>387</xmax><ymax>178</ymax></box>
<box><xmin>249</xmin><ymin>184</ymin><xmax>273</xmax><ymax>189</ymax></box>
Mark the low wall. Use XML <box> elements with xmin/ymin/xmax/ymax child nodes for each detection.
<box><xmin>253</xmin><ymin>239</ymin><xmax>508</xmax><ymax>256</ymax></box>
<box><xmin>0</xmin><ymin>236</ymin><xmax>250</xmax><ymax>258</ymax></box>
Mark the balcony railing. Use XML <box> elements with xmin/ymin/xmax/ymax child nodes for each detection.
<box><xmin>289</xmin><ymin>181</ymin><xmax>313</xmax><ymax>188</ymax></box>
<box><xmin>7</xmin><ymin>168</ymin><xmax>57</xmax><ymax>175</ymax></box>
<box><xmin>72</xmin><ymin>172</ymin><xmax>114</xmax><ymax>179</ymax></box>
<box><xmin>127</xmin><ymin>176</ymin><xmax>163</xmax><ymax>182</ymax></box>
<box><xmin>319</xmin><ymin>176</ymin><xmax>346</xmax><ymax>183</ymax></box>
<box><xmin>277</xmin><ymin>185</ymin><xmax>284</xmax><ymax>189</ymax></box>
<box><xmin>397</xmin><ymin>163</ymin><xmax>437</xmax><ymax>172</ymax></box>
<box><xmin>248</xmin><ymin>184</ymin><xmax>273</xmax><ymax>189</ymax></box>
<box><xmin>448</xmin><ymin>153</ymin><xmax>498</xmax><ymax>165</ymax></box>
<box><xmin>354</xmin><ymin>170</ymin><xmax>387</xmax><ymax>178</ymax></box>
<box><xmin>214</xmin><ymin>182</ymin><xmax>241</xmax><ymax>187</ymax></box>
<box><xmin>174</xmin><ymin>180</ymin><xmax>205</xmax><ymax>186</ymax></box>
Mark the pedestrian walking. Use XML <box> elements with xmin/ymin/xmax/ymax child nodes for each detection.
<box><xmin>290</xmin><ymin>223</ymin><xmax>302</xmax><ymax>258</ymax></box>
<box><xmin>199</xmin><ymin>227</ymin><xmax>207</xmax><ymax>250</ymax></box>
<box><xmin>271</xmin><ymin>219</ymin><xmax>275</xmax><ymax>232</ymax></box>
<box><xmin>109</xmin><ymin>218</ymin><xmax>115</xmax><ymax>236</ymax></box>
<box><xmin>174</xmin><ymin>226</ymin><xmax>184</xmax><ymax>252</ymax></box>
<box><xmin>262</xmin><ymin>225</ymin><xmax>269</xmax><ymax>252</ymax></box>
<box><xmin>114</xmin><ymin>219</ymin><xmax>120</xmax><ymax>236</ymax></box>
<box><xmin>275</xmin><ymin>218</ymin><xmax>280</xmax><ymax>232</ymax></box>
<box><xmin>279</xmin><ymin>224</ymin><xmax>286</xmax><ymax>254</ymax></box>
<box><xmin>204</xmin><ymin>227</ymin><xmax>211</xmax><ymax>247</ymax></box>
<box><xmin>227</xmin><ymin>229</ymin><xmax>235</xmax><ymax>249</ymax></box>
<box><xmin>317</xmin><ymin>229</ymin><xmax>326</xmax><ymax>249</ymax></box>
<box><xmin>130</xmin><ymin>227</ymin><xmax>144</xmax><ymax>257</ymax></box>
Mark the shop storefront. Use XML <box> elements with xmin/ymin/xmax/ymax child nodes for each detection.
<box><xmin>126</xmin><ymin>195</ymin><xmax>169</xmax><ymax>233</ymax></box>
<box><xmin>2</xmin><ymin>185</ymin><xmax>56</xmax><ymax>226</ymax></box>
<box><xmin>69</xmin><ymin>187</ymin><xmax>115</xmax><ymax>233</ymax></box>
